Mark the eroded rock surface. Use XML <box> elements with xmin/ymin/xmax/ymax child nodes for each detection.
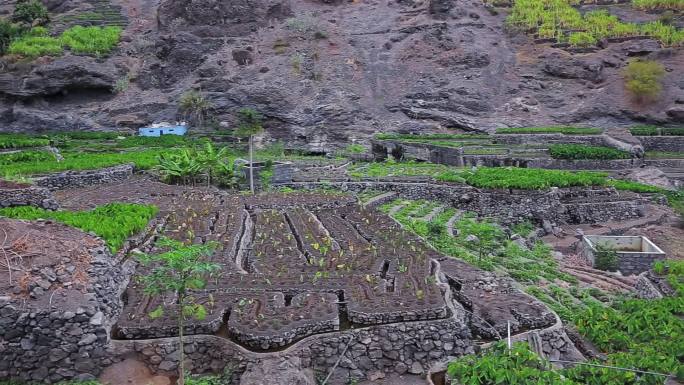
<box><xmin>0</xmin><ymin>0</ymin><xmax>681</xmax><ymax>149</ymax></box>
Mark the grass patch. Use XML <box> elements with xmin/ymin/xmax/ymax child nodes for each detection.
<box><xmin>8</xmin><ymin>34</ymin><xmax>62</xmax><ymax>57</ymax></box>
<box><xmin>455</xmin><ymin>167</ymin><xmax>608</xmax><ymax>190</ymax></box>
<box><xmin>549</xmin><ymin>144</ymin><xmax>630</xmax><ymax>160</ymax></box>
<box><xmin>0</xmin><ymin>134</ymin><xmax>50</xmax><ymax>149</ymax></box>
<box><xmin>507</xmin><ymin>0</ymin><xmax>684</xmax><ymax>47</ymax></box>
<box><xmin>0</xmin><ymin>150</ymin><xmax>54</xmax><ymax>165</ymax></box>
<box><xmin>2</xmin><ymin>148</ymin><xmax>168</xmax><ymax>178</ymax></box>
<box><xmin>115</xmin><ymin>135</ymin><xmax>190</xmax><ymax>148</ymax></box>
<box><xmin>348</xmin><ymin>161</ymin><xmax>452</xmax><ymax>179</ymax></box>
<box><xmin>633</xmin><ymin>0</ymin><xmax>684</xmax><ymax>10</ymax></box>
<box><xmin>631</xmin><ymin>125</ymin><xmax>684</xmax><ymax>136</ymax></box>
<box><xmin>60</xmin><ymin>26</ymin><xmax>121</xmax><ymax>55</ymax></box>
<box><xmin>495</xmin><ymin>127</ymin><xmax>603</xmax><ymax>135</ymax></box>
<box><xmin>0</xmin><ymin>203</ymin><xmax>157</xmax><ymax>252</ymax></box>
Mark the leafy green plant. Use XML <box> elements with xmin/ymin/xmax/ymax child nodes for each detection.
<box><xmin>549</xmin><ymin>144</ymin><xmax>630</xmax><ymax>160</ymax></box>
<box><xmin>448</xmin><ymin>342</ymin><xmax>576</xmax><ymax>385</ymax></box>
<box><xmin>624</xmin><ymin>60</ymin><xmax>666</xmax><ymax>103</ymax></box>
<box><xmin>137</xmin><ymin>237</ymin><xmax>220</xmax><ymax>385</ymax></box>
<box><xmin>593</xmin><ymin>244</ymin><xmax>619</xmax><ymax>271</ymax></box>
<box><xmin>0</xmin><ymin>203</ymin><xmax>157</xmax><ymax>252</ymax></box>
<box><xmin>60</xmin><ymin>26</ymin><xmax>121</xmax><ymax>55</ymax></box>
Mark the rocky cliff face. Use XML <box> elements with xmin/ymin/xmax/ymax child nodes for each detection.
<box><xmin>0</xmin><ymin>0</ymin><xmax>682</xmax><ymax>151</ymax></box>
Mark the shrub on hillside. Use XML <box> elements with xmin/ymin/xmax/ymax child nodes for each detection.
<box><xmin>12</xmin><ymin>0</ymin><xmax>49</xmax><ymax>26</ymax></box>
<box><xmin>623</xmin><ymin>60</ymin><xmax>666</xmax><ymax>102</ymax></box>
<box><xmin>549</xmin><ymin>144</ymin><xmax>630</xmax><ymax>160</ymax></box>
<box><xmin>0</xmin><ymin>19</ymin><xmax>22</xmax><ymax>55</ymax></box>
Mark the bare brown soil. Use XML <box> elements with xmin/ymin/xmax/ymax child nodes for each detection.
<box><xmin>0</xmin><ymin>218</ymin><xmax>102</xmax><ymax>309</ymax></box>
<box><xmin>99</xmin><ymin>357</ymin><xmax>172</xmax><ymax>385</ymax></box>
<box><xmin>0</xmin><ymin>180</ymin><xmax>31</xmax><ymax>189</ymax></box>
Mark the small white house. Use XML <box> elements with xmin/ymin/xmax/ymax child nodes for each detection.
<box><xmin>138</xmin><ymin>123</ymin><xmax>188</xmax><ymax>137</ymax></box>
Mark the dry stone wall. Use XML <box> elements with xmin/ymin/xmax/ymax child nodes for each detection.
<box><xmin>0</xmin><ymin>245</ymin><xmax>133</xmax><ymax>383</ymax></box>
<box><xmin>0</xmin><ymin>186</ymin><xmax>58</xmax><ymax>209</ymax></box>
<box><xmin>113</xmin><ymin>312</ymin><xmax>474</xmax><ymax>384</ymax></box>
<box><xmin>638</xmin><ymin>136</ymin><xmax>684</xmax><ymax>152</ymax></box>
<box><xmin>279</xmin><ymin>181</ymin><xmax>645</xmax><ymax>226</ymax></box>
<box><xmin>33</xmin><ymin>164</ymin><xmax>134</xmax><ymax>190</ymax></box>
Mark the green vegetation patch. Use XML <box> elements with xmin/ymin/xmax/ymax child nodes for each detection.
<box><xmin>0</xmin><ymin>134</ymin><xmax>50</xmax><ymax>149</ymax></box>
<box><xmin>549</xmin><ymin>144</ymin><xmax>631</xmax><ymax>160</ymax></box>
<box><xmin>495</xmin><ymin>126</ymin><xmax>603</xmax><ymax>135</ymax></box>
<box><xmin>0</xmin><ymin>150</ymin><xmax>54</xmax><ymax>165</ymax></box>
<box><xmin>348</xmin><ymin>160</ymin><xmax>452</xmax><ymax>179</ymax></box>
<box><xmin>60</xmin><ymin>26</ymin><xmax>122</xmax><ymax>55</ymax></box>
<box><xmin>115</xmin><ymin>135</ymin><xmax>189</xmax><ymax>148</ymax></box>
<box><xmin>632</xmin><ymin>0</ymin><xmax>684</xmax><ymax>10</ymax></box>
<box><xmin>456</xmin><ymin>167</ymin><xmax>608</xmax><ymax>189</ymax></box>
<box><xmin>630</xmin><ymin>125</ymin><xmax>684</xmax><ymax>136</ymax></box>
<box><xmin>3</xmin><ymin>148</ymin><xmax>168</xmax><ymax>178</ymax></box>
<box><xmin>0</xmin><ymin>203</ymin><xmax>157</xmax><ymax>252</ymax></box>
<box><xmin>507</xmin><ymin>0</ymin><xmax>684</xmax><ymax>47</ymax></box>
<box><xmin>4</xmin><ymin>25</ymin><xmax>121</xmax><ymax>58</ymax></box>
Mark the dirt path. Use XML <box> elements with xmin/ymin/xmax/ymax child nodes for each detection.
<box><xmin>99</xmin><ymin>358</ymin><xmax>172</xmax><ymax>385</ymax></box>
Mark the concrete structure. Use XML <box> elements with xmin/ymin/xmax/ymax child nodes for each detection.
<box><xmin>138</xmin><ymin>124</ymin><xmax>187</xmax><ymax>137</ymax></box>
<box><xmin>580</xmin><ymin>235</ymin><xmax>666</xmax><ymax>275</ymax></box>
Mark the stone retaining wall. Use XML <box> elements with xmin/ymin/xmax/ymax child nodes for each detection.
<box><xmin>113</xmin><ymin>311</ymin><xmax>473</xmax><ymax>384</ymax></box>
<box><xmin>33</xmin><ymin>164</ymin><xmax>134</xmax><ymax>190</ymax></box>
<box><xmin>644</xmin><ymin>158</ymin><xmax>684</xmax><ymax>169</ymax></box>
<box><xmin>491</xmin><ymin>134</ymin><xmax>607</xmax><ymax>147</ymax></box>
<box><xmin>638</xmin><ymin>136</ymin><xmax>684</xmax><ymax>152</ymax></box>
<box><xmin>0</xmin><ymin>186</ymin><xmax>58</xmax><ymax>209</ymax></box>
<box><xmin>372</xmin><ymin>139</ymin><xmax>644</xmax><ymax>170</ymax></box>
<box><xmin>278</xmin><ymin>181</ymin><xmax>644</xmax><ymax>225</ymax></box>
<box><xmin>0</xmin><ymin>245</ymin><xmax>133</xmax><ymax>383</ymax></box>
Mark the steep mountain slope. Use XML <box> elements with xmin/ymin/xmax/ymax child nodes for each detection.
<box><xmin>0</xmin><ymin>0</ymin><xmax>682</xmax><ymax>151</ymax></box>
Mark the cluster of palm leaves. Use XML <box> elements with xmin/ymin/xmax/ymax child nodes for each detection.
<box><xmin>156</xmin><ymin>142</ymin><xmax>239</xmax><ymax>187</ymax></box>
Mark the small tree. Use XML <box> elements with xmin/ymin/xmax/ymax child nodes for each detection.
<box><xmin>179</xmin><ymin>90</ymin><xmax>212</xmax><ymax>128</ymax></box>
<box><xmin>234</xmin><ymin>108</ymin><xmax>264</xmax><ymax>194</ymax></box>
<box><xmin>594</xmin><ymin>244</ymin><xmax>619</xmax><ymax>272</ymax></box>
<box><xmin>137</xmin><ymin>238</ymin><xmax>220</xmax><ymax>385</ymax></box>
<box><xmin>12</xmin><ymin>0</ymin><xmax>49</xmax><ymax>26</ymax></box>
<box><xmin>623</xmin><ymin>60</ymin><xmax>665</xmax><ymax>103</ymax></box>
